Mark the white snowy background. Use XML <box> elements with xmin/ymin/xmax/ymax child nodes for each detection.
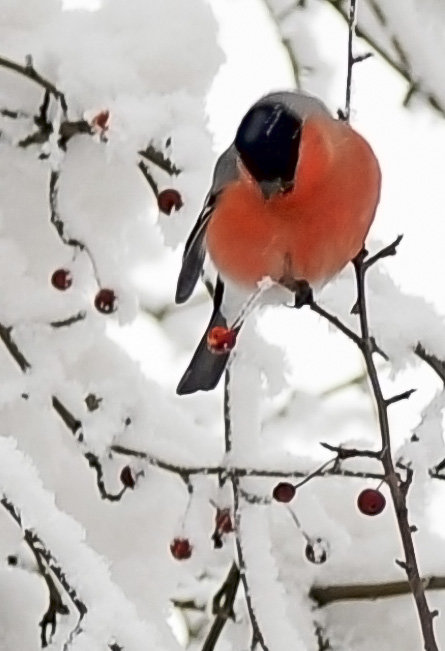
<box><xmin>0</xmin><ymin>0</ymin><xmax>445</xmax><ymax>650</ymax></box>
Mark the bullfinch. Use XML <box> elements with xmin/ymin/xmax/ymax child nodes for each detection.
<box><xmin>175</xmin><ymin>91</ymin><xmax>381</xmax><ymax>395</ymax></box>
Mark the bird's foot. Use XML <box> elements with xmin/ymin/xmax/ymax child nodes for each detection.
<box><xmin>279</xmin><ymin>276</ymin><xmax>313</xmax><ymax>308</ymax></box>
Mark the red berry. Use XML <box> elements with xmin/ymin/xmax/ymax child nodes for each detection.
<box><xmin>215</xmin><ymin>508</ymin><xmax>234</xmax><ymax>534</ymax></box>
<box><xmin>92</xmin><ymin>110</ymin><xmax>110</xmax><ymax>130</ymax></box>
<box><xmin>51</xmin><ymin>268</ymin><xmax>72</xmax><ymax>290</ymax></box>
<box><xmin>157</xmin><ymin>189</ymin><xmax>183</xmax><ymax>215</ymax></box>
<box><xmin>170</xmin><ymin>537</ymin><xmax>192</xmax><ymax>560</ymax></box>
<box><xmin>272</xmin><ymin>482</ymin><xmax>296</xmax><ymax>503</ymax></box>
<box><xmin>94</xmin><ymin>288</ymin><xmax>117</xmax><ymax>314</ymax></box>
<box><xmin>357</xmin><ymin>488</ymin><xmax>386</xmax><ymax>516</ymax></box>
<box><xmin>120</xmin><ymin>465</ymin><xmax>135</xmax><ymax>489</ymax></box>
<box><xmin>207</xmin><ymin>326</ymin><xmax>237</xmax><ymax>355</ymax></box>
<box><xmin>212</xmin><ymin>508</ymin><xmax>234</xmax><ymax>548</ymax></box>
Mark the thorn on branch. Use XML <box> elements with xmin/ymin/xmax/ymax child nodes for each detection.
<box><xmin>320</xmin><ymin>442</ymin><xmax>381</xmax><ymax>460</ymax></box>
<box><xmin>309</xmin><ymin>301</ymin><xmax>363</xmax><ymax>348</ymax></box>
<box><xmin>363</xmin><ymin>235</ymin><xmax>404</xmax><ymax>270</ymax></box>
<box><xmin>415</xmin><ymin>344</ymin><xmax>445</xmax><ymax>386</ymax></box>
<box><xmin>352</xmin><ymin>52</ymin><xmax>373</xmax><ymax>64</ymax></box>
<box><xmin>138</xmin><ymin>144</ymin><xmax>181</xmax><ymax>176</ymax></box>
<box><xmin>396</xmin><ymin>462</ymin><xmax>414</xmax><ymax>495</ymax></box>
<box><xmin>403</xmin><ymin>81</ymin><xmax>420</xmax><ymax>108</ymax></box>
<box><xmin>385</xmin><ymin>389</ymin><xmax>416</xmax><ymax>406</ymax></box>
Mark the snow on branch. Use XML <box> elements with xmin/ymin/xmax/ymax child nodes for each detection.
<box><xmin>267</xmin><ymin>0</ymin><xmax>445</xmax><ymax>118</ymax></box>
<box><xmin>0</xmin><ymin>437</ymin><xmax>178</xmax><ymax>650</ymax></box>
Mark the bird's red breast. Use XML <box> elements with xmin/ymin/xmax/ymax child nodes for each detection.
<box><xmin>205</xmin><ymin>115</ymin><xmax>381</xmax><ymax>288</ymax></box>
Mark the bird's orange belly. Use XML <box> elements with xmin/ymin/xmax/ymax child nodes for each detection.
<box><xmin>206</xmin><ymin>179</ymin><xmax>377</xmax><ymax>288</ymax></box>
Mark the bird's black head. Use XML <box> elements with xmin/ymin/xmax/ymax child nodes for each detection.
<box><xmin>234</xmin><ymin>102</ymin><xmax>302</xmax><ymax>198</ymax></box>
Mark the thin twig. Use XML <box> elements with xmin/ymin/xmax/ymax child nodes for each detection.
<box><xmin>311</xmin><ymin>576</ymin><xmax>445</xmax><ymax>606</ymax></box>
<box><xmin>225</xmin><ymin>371</ymin><xmax>270</xmax><ymax>651</ymax></box>
<box><xmin>50</xmin><ymin>312</ymin><xmax>87</xmax><ymax>328</ymax></box>
<box><xmin>138</xmin><ymin>144</ymin><xmax>181</xmax><ymax>176</ymax></box>
<box><xmin>111</xmin><ymin>444</ymin><xmax>384</xmax><ymax>481</ymax></box>
<box><xmin>138</xmin><ymin>160</ymin><xmax>159</xmax><ymax>198</ymax></box>
<box><xmin>48</xmin><ymin>172</ymin><xmax>101</xmax><ymax>284</ymax></box>
<box><xmin>201</xmin><ymin>562</ymin><xmax>240</xmax><ymax>651</ymax></box>
<box><xmin>24</xmin><ymin>530</ymin><xmax>69</xmax><ymax>647</ymax></box>
<box><xmin>232</xmin><ymin>475</ymin><xmax>270</xmax><ymax>651</ymax></box>
<box><xmin>351</xmin><ymin>246</ymin><xmax>439</xmax><ymax>650</ymax></box>
<box><xmin>0</xmin><ymin>322</ymin><xmax>31</xmax><ymax>372</ymax></box>
<box><xmin>0</xmin><ymin>54</ymin><xmax>67</xmax><ymax>114</ymax></box>
<box><xmin>415</xmin><ymin>344</ymin><xmax>445</xmax><ymax>385</ymax></box>
<box><xmin>84</xmin><ymin>453</ymin><xmax>127</xmax><ymax>502</ymax></box>
<box><xmin>344</xmin><ymin>0</ymin><xmax>357</xmax><ymax>122</ymax></box>
<box><xmin>324</xmin><ymin>0</ymin><xmax>445</xmax><ymax>118</ymax></box>
<box><xmin>52</xmin><ymin>396</ymin><xmax>83</xmax><ymax>441</ymax></box>
<box><xmin>320</xmin><ymin>442</ymin><xmax>381</xmax><ymax>460</ymax></box>
<box><xmin>1</xmin><ymin>497</ymin><xmax>87</xmax><ymax>640</ymax></box>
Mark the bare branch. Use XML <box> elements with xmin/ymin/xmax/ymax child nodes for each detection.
<box><xmin>343</xmin><ymin>0</ymin><xmax>358</xmax><ymax>122</ymax></box>
<box><xmin>84</xmin><ymin>453</ymin><xmax>127</xmax><ymax>502</ymax></box>
<box><xmin>24</xmin><ymin>530</ymin><xmax>70</xmax><ymax>647</ymax></box>
<box><xmin>385</xmin><ymin>389</ymin><xmax>416</xmax><ymax>406</ymax></box>
<box><xmin>324</xmin><ymin>0</ymin><xmax>445</xmax><ymax>118</ymax></box>
<box><xmin>0</xmin><ymin>54</ymin><xmax>67</xmax><ymax>114</ymax></box>
<box><xmin>138</xmin><ymin>144</ymin><xmax>181</xmax><ymax>176</ymax></box>
<box><xmin>201</xmin><ymin>562</ymin><xmax>240</xmax><ymax>651</ymax></box>
<box><xmin>310</xmin><ymin>576</ymin><xmax>445</xmax><ymax>606</ymax></box>
<box><xmin>320</xmin><ymin>442</ymin><xmax>381</xmax><ymax>460</ymax></box>
<box><xmin>1</xmin><ymin>497</ymin><xmax>87</xmax><ymax>645</ymax></box>
<box><xmin>225</xmin><ymin>372</ymin><xmax>270</xmax><ymax>651</ymax></box>
<box><xmin>351</xmin><ymin>246</ymin><xmax>439</xmax><ymax>650</ymax></box>
<box><xmin>50</xmin><ymin>312</ymin><xmax>87</xmax><ymax>328</ymax></box>
<box><xmin>52</xmin><ymin>396</ymin><xmax>83</xmax><ymax>441</ymax></box>
<box><xmin>0</xmin><ymin>322</ymin><xmax>31</xmax><ymax>372</ymax></box>
<box><xmin>415</xmin><ymin>344</ymin><xmax>445</xmax><ymax>385</ymax></box>
<box><xmin>138</xmin><ymin>160</ymin><xmax>159</xmax><ymax>197</ymax></box>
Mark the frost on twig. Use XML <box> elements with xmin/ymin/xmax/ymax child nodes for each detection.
<box><xmin>0</xmin><ymin>438</ymin><xmax>173</xmax><ymax>650</ymax></box>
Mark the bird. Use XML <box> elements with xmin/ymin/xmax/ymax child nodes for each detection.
<box><xmin>175</xmin><ymin>90</ymin><xmax>381</xmax><ymax>395</ymax></box>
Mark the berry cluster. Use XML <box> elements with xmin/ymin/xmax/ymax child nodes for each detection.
<box><xmin>51</xmin><ymin>269</ymin><xmax>117</xmax><ymax>314</ymax></box>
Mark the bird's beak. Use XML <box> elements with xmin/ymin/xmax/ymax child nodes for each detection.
<box><xmin>259</xmin><ymin>178</ymin><xmax>293</xmax><ymax>199</ymax></box>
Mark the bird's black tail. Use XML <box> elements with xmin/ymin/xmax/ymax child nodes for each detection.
<box><xmin>177</xmin><ymin>276</ymin><xmax>232</xmax><ymax>395</ymax></box>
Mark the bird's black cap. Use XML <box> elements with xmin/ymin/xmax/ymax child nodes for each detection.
<box><xmin>234</xmin><ymin>102</ymin><xmax>302</xmax><ymax>195</ymax></box>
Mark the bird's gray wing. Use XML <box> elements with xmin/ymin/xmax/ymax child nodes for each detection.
<box><xmin>175</xmin><ymin>144</ymin><xmax>239</xmax><ymax>304</ymax></box>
